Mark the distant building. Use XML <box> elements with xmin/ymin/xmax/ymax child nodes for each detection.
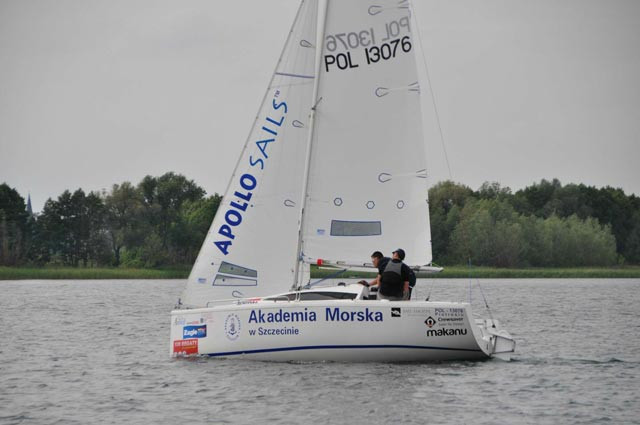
<box><xmin>26</xmin><ymin>194</ymin><xmax>34</xmax><ymax>218</ymax></box>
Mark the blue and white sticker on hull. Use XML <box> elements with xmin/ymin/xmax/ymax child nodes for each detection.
<box><xmin>183</xmin><ymin>325</ymin><xmax>207</xmax><ymax>339</ymax></box>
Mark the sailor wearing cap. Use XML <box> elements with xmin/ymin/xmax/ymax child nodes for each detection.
<box><xmin>378</xmin><ymin>248</ymin><xmax>412</xmax><ymax>301</ymax></box>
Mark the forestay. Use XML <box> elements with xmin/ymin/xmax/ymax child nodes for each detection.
<box><xmin>181</xmin><ymin>0</ymin><xmax>318</xmax><ymax>307</ymax></box>
<box><xmin>300</xmin><ymin>0</ymin><xmax>432</xmax><ymax>268</ymax></box>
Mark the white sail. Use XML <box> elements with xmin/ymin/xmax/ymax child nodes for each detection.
<box><xmin>181</xmin><ymin>0</ymin><xmax>318</xmax><ymax>307</ymax></box>
<box><xmin>300</xmin><ymin>0</ymin><xmax>432</xmax><ymax>267</ymax></box>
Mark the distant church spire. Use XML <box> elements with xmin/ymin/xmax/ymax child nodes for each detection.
<box><xmin>26</xmin><ymin>194</ymin><xmax>33</xmax><ymax>216</ymax></box>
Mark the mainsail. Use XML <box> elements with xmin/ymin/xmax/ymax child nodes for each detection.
<box><xmin>300</xmin><ymin>0</ymin><xmax>433</xmax><ymax>268</ymax></box>
<box><xmin>181</xmin><ymin>0</ymin><xmax>318</xmax><ymax>307</ymax></box>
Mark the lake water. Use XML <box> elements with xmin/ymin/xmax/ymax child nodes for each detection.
<box><xmin>1</xmin><ymin>278</ymin><xmax>639</xmax><ymax>424</ymax></box>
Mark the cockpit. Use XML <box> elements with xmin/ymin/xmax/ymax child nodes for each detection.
<box><xmin>262</xmin><ymin>282</ymin><xmax>370</xmax><ymax>302</ymax></box>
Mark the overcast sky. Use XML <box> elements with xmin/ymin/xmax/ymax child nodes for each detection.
<box><xmin>1</xmin><ymin>0</ymin><xmax>639</xmax><ymax>212</ymax></box>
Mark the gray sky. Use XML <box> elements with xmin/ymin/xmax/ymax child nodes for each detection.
<box><xmin>1</xmin><ymin>0</ymin><xmax>639</xmax><ymax>212</ymax></box>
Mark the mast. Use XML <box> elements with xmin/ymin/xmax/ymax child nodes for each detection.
<box><xmin>292</xmin><ymin>0</ymin><xmax>329</xmax><ymax>289</ymax></box>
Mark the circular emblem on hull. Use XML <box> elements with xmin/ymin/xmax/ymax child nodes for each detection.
<box><xmin>225</xmin><ymin>313</ymin><xmax>241</xmax><ymax>341</ymax></box>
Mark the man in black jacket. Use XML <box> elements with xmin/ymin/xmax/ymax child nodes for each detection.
<box><xmin>378</xmin><ymin>249</ymin><xmax>411</xmax><ymax>301</ymax></box>
<box><xmin>368</xmin><ymin>251</ymin><xmax>389</xmax><ymax>289</ymax></box>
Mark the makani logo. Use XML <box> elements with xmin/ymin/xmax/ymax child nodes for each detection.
<box><xmin>426</xmin><ymin>328</ymin><xmax>467</xmax><ymax>337</ymax></box>
<box><xmin>391</xmin><ymin>308</ymin><xmax>401</xmax><ymax>318</ymax></box>
<box><xmin>424</xmin><ymin>316</ymin><xmax>436</xmax><ymax>328</ymax></box>
<box><xmin>225</xmin><ymin>313</ymin><xmax>241</xmax><ymax>341</ymax></box>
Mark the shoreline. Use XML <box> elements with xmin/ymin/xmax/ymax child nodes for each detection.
<box><xmin>1</xmin><ymin>266</ymin><xmax>639</xmax><ymax>280</ymax></box>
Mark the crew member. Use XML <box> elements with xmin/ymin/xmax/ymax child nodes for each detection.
<box><xmin>367</xmin><ymin>251</ymin><xmax>390</xmax><ymax>290</ymax></box>
<box><xmin>378</xmin><ymin>249</ymin><xmax>411</xmax><ymax>301</ymax></box>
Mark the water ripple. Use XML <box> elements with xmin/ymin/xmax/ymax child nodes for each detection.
<box><xmin>1</xmin><ymin>278</ymin><xmax>639</xmax><ymax>424</ymax></box>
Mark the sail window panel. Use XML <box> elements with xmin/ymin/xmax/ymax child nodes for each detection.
<box><xmin>218</xmin><ymin>261</ymin><xmax>257</xmax><ymax>278</ymax></box>
<box><xmin>213</xmin><ymin>275</ymin><xmax>257</xmax><ymax>287</ymax></box>
<box><xmin>330</xmin><ymin>220</ymin><xmax>382</xmax><ymax>237</ymax></box>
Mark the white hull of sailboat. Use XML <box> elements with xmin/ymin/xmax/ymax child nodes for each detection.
<box><xmin>170</xmin><ymin>299</ymin><xmax>513</xmax><ymax>362</ymax></box>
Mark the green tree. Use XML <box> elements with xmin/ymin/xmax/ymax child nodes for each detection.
<box><xmin>34</xmin><ymin>189</ymin><xmax>110</xmax><ymax>266</ymax></box>
<box><xmin>428</xmin><ymin>181</ymin><xmax>473</xmax><ymax>263</ymax></box>
<box><xmin>510</xmin><ymin>179</ymin><xmax>640</xmax><ymax>263</ymax></box>
<box><xmin>170</xmin><ymin>194</ymin><xmax>222</xmax><ymax>264</ymax></box>
<box><xmin>624</xmin><ymin>212</ymin><xmax>640</xmax><ymax>263</ymax></box>
<box><xmin>138</xmin><ymin>173</ymin><xmax>205</xmax><ymax>252</ymax></box>
<box><xmin>449</xmin><ymin>198</ymin><xmax>525</xmax><ymax>267</ymax></box>
<box><xmin>0</xmin><ymin>183</ymin><xmax>29</xmax><ymax>265</ymax></box>
<box><xmin>512</xmin><ymin>178</ymin><xmax>562</xmax><ymax>217</ymax></box>
<box><xmin>518</xmin><ymin>215</ymin><xmax>552</xmax><ymax>266</ymax></box>
<box><xmin>449</xmin><ymin>205</ymin><xmax>493</xmax><ymax>265</ymax></box>
<box><xmin>134</xmin><ymin>172</ymin><xmax>207</xmax><ymax>265</ymax></box>
<box><xmin>477</xmin><ymin>181</ymin><xmax>512</xmax><ymax>201</ymax></box>
<box><xmin>580</xmin><ymin>186</ymin><xmax>637</xmax><ymax>258</ymax></box>
<box><xmin>104</xmin><ymin>182</ymin><xmax>148</xmax><ymax>266</ymax></box>
<box><xmin>542</xmin><ymin>214</ymin><xmax>617</xmax><ymax>267</ymax></box>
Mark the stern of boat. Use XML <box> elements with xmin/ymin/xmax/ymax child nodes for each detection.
<box><xmin>474</xmin><ymin>318</ymin><xmax>516</xmax><ymax>361</ymax></box>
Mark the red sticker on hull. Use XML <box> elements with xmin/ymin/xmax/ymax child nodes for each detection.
<box><xmin>173</xmin><ymin>339</ymin><xmax>198</xmax><ymax>355</ymax></box>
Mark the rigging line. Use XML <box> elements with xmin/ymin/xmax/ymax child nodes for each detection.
<box><xmin>410</xmin><ymin>2</ymin><xmax>497</xmax><ymax>322</ymax></box>
<box><xmin>305</xmin><ymin>268</ymin><xmax>348</xmax><ymax>289</ymax></box>
<box><xmin>424</xmin><ymin>261</ymin><xmax>443</xmax><ymax>301</ymax></box>
<box><xmin>475</xmin><ymin>276</ymin><xmax>494</xmax><ymax>323</ymax></box>
<box><xmin>274</xmin><ymin>72</ymin><xmax>315</xmax><ymax>79</ymax></box>
<box><xmin>467</xmin><ymin>257</ymin><xmax>473</xmax><ymax>305</ymax></box>
<box><xmin>425</xmin><ymin>278</ymin><xmax>436</xmax><ymax>301</ymax></box>
<box><xmin>409</xmin><ymin>0</ymin><xmax>453</xmax><ymax>180</ymax></box>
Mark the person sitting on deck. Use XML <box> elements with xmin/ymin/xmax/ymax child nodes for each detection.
<box><xmin>377</xmin><ymin>249</ymin><xmax>411</xmax><ymax>301</ymax></box>
<box><xmin>367</xmin><ymin>251</ymin><xmax>390</xmax><ymax>291</ymax></box>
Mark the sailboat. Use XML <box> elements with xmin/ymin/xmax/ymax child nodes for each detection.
<box><xmin>170</xmin><ymin>0</ymin><xmax>515</xmax><ymax>361</ymax></box>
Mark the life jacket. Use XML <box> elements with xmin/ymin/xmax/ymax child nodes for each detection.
<box><xmin>380</xmin><ymin>259</ymin><xmax>404</xmax><ymax>296</ymax></box>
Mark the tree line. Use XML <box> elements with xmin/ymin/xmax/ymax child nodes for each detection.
<box><xmin>0</xmin><ymin>173</ymin><xmax>220</xmax><ymax>268</ymax></box>
<box><xmin>430</xmin><ymin>179</ymin><xmax>640</xmax><ymax>267</ymax></box>
<box><xmin>1</xmin><ymin>175</ymin><xmax>639</xmax><ymax>268</ymax></box>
